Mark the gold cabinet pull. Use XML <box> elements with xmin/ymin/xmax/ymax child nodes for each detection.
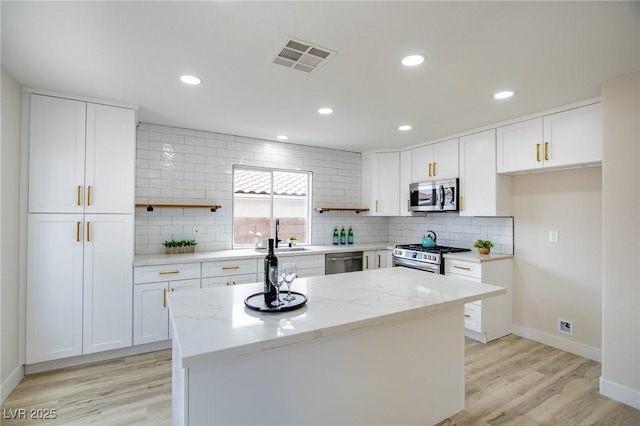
<box><xmin>407</xmin><ymin>199</ymin><xmax>410</xmax><ymax>212</ymax></box>
<box><xmin>86</xmin><ymin>221</ymin><xmax>91</xmax><ymax>242</ymax></box>
<box><xmin>159</xmin><ymin>270</ymin><xmax>180</xmax><ymax>275</ymax></box>
<box><xmin>454</xmin><ymin>265</ymin><xmax>471</xmax><ymax>270</ymax></box>
<box><xmin>87</xmin><ymin>186</ymin><xmax>92</xmax><ymax>206</ymax></box>
<box><xmin>226</xmin><ymin>282</ymin><xmax>230</xmax><ymax>286</ymax></box>
<box><xmin>377</xmin><ymin>254</ymin><xmax>381</xmax><ymax>268</ymax></box>
<box><xmin>222</xmin><ymin>266</ymin><xmax>240</xmax><ymax>270</ymax></box>
<box><xmin>544</xmin><ymin>142</ymin><xmax>549</xmax><ymax>161</ymax></box>
<box><xmin>365</xmin><ymin>256</ymin><xmax>369</xmax><ymax>269</ymax></box>
<box><xmin>76</xmin><ymin>221</ymin><xmax>81</xmax><ymax>242</ymax></box>
<box><xmin>77</xmin><ymin>185</ymin><xmax>82</xmax><ymax>206</ymax></box>
<box><xmin>536</xmin><ymin>143</ymin><xmax>541</xmax><ymax>161</ymax></box>
<box><xmin>433</xmin><ymin>162</ymin><xmax>437</xmax><ymax>176</ymax></box>
<box><xmin>232</xmin><ymin>281</ymin><xmax>236</xmax><ymax>286</ymax></box>
<box><xmin>428</xmin><ymin>163</ymin><xmax>432</xmax><ymax>177</ymax></box>
<box><xmin>460</xmin><ymin>196</ymin><xmax>464</xmax><ymax>211</ymax></box>
<box><xmin>464</xmin><ymin>314</ymin><xmax>471</xmax><ymax>318</ymax></box>
<box><xmin>375</xmin><ymin>200</ymin><xmax>379</xmax><ymax>212</ymax></box>
<box><xmin>163</xmin><ymin>289</ymin><xmax>167</xmax><ymax>308</ymax></box>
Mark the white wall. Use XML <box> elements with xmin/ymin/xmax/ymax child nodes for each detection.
<box><xmin>510</xmin><ymin>167</ymin><xmax>603</xmax><ymax>360</ymax></box>
<box><xmin>600</xmin><ymin>71</ymin><xmax>640</xmax><ymax>409</ymax></box>
<box><xmin>1</xmin><ymin>69</ymin><xmax>24</xmax><ymax>402</ymax></box>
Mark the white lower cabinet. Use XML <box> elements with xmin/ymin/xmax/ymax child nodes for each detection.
<box><xmin>133</xmin><ymin>263</ymin><xmax>201</xmax><ymax>345</ymax></box>
<box><xmin>363</xmin><ymin>250</ymin><xmax>391</xmax><ymax>270</ymax></box>
<box><xmin>202</xmin><ymin>258</ymin><xmax>258</xmax><ymax>287</ymax></box>
<box><xmin>26</xmin><ymin>214</ymin><xmax>133</xmax><ymax>364</ymax></box>
<box><xmin>444</xmin><ymin>257</ymin><xmax>513</xmax><ymax>343</ymax></box>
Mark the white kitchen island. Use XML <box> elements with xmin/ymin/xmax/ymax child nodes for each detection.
<box><xmin>168</xmin><ymin>267</ymin><xmax>505</xmax><ymax>426</ymax></box>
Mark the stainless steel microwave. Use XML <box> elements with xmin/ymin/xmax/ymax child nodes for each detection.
<box><xmin>409</xmin><ymin>178</ymin><xmax>459</xmax><ymax>212</ymax></box>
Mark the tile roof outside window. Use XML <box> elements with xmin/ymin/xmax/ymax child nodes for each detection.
<box><xmin>234</xmin><ymin>169</ymin><xmax>308</xmax><ymax>196</ymax></box>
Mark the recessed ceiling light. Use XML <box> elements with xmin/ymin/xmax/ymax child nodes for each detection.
<box><xmin>398</xmin><ymin>125</ymin><xmax>413</xmax><ymax>131</ymax></box>
<box><xmin>318</xmin><ymin>107</ymin><xmax>334</xmax><ymax>115</ymax></box>
<box><xmin>276</xmin><ymin>135</ymin><xmax>289</xmax><ymax>140</ymax></box>
<box><xmin>180</xmin><ymin>75</ymin><xmax>201</xmax><ymax>85</ymax></box>
<box><xmin>401</xmin><ymin>55</ymin><xmax>425</xmax><ymax>67</ymax></box>
<box><xmin>494</xmin><ymin>90</ymin><xmax>515</xmax><ymax>99</ymax></box>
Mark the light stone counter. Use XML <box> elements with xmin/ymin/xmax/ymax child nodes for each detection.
<box><xmin>444</xmin><ymin>251</ymin><xmax>514</xmax><ymax>263</ymax></box>
<box><xmin>168</xmin><ymin>267</ymin><xmax>505</xmax><ymax>425</ymax></box>
<box><xmin>134</xmin><ymin>242</ymin><xmax>396</xmax><ymax>266</ymax></box>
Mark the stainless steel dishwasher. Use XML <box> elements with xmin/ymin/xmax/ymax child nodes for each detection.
<box><xmin>325</xmin><ymin>251</ymin><xmax>363</xmax><ymax>275</ymax></box>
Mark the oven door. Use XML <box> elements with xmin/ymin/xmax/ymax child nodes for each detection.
<box><xmin>392</xmin><ymin>256</ymin><xmax>439</xmax><ymax>273</ymax></box>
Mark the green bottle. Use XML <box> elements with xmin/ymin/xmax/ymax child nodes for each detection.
<box><xmin>340</xmin><ymin>227</ymin><xmax>346</xmax><ymax>244</ymax></box>
<box><xmin>347</xmin><ymin>227</ymin><xmax>354</xmax><ymax>244</ymax></box>
<box><xmin>333</xmin><ymin>228</ymin><xmax>339</xmax><ymax>245</ymax></box>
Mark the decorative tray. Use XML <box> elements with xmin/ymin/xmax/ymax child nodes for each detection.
<box><xmin>244</xmin><ymin>291</ymin><xmax>308</xmax><ymax>313</ymax></box>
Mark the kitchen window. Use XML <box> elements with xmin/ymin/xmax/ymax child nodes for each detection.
<box><xmin>233</xmin><ymin>166</ymin><xmax>312</xmax><ymax>247</ymax></box>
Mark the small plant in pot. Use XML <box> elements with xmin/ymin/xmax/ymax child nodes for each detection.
<box><xmin>163</xmin><ymin>240</ymin><xmax>178</xmax><ymax>254</ymax></box>
<box><xmin>473</xmin><ymin>239</ymin><xmax>494</xmax><ymax>255</ymax></box>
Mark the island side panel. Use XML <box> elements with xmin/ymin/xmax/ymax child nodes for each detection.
<box><xmin>172</xmin><ymin>336</ymin><xmax>188</xmax><ymax>426</ymax></box>
<box><xmin>184</xmin><ymin>306</ymin><xmax>465</xmax><ymax>426</ymax></box>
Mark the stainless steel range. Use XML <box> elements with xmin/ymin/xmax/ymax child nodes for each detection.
<box><xmin>392</xmin><ymin>244</ymin><xmax>471</xmax><ymax>274</ymax></box>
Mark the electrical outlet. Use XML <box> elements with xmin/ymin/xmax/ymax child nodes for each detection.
<box><xmin>194</xmin><ymin>226</ymin><xmax>207</xmax><ymax>236</ymax></box>
<box><xmin>558</xmin><ymin>319</ymin><xmax>573</xmax><ymax>336</ymax></box>
<box><xmin>548</xmin><ymin>230</ymin><xmax>559</xmax><ymax>243</ymax></box>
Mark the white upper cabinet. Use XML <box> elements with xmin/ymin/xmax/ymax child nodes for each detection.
<box><xmin>29</xmin><ymin>94</ymin><xmax>135</xmax><ymax>214</ymax></box>
<box><xmin>459</xmin><ymin>129</ymin><xmax>511</xmax><ymax>217</ymax></box>
<box><xmin>497</xmin><ymin>103</ymin><xmax>602</xmax><ymax>174</ymax></box>
<box><xmin>362</xmin><ymin>151</ymin><xmax>400</xmax><ymax>216</ymax></box>
<box><xmin>399</xmin><ymin>150</ymin><xmax>412</xmax><ymax>216</ymax></box>
<box><xmin>411</xmin><ymin>138</ymin><xmax>459</xmax><ymax>182</ymax></box>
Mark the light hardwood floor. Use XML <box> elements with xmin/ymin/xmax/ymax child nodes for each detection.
<box><xmin>2</xmin><ymin>335</ymin><xmax>639</xmax><ymax>425</ymax></box>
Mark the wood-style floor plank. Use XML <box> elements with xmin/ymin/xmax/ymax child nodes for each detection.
<box><xmin>3</xmin><ymin>335</ymin><xmax>640</xmax><ymax>425</ymax></box>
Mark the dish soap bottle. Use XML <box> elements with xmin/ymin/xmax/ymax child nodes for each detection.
<box><xmin>333</xmin><ymin>228</ymin><xmax>339</xmax><ymax>245</ymax></box>
<box><xmin>340</xmin><ymin>227</ymin><xmax>346</xmax><ymax>244</ymax></box>
<box><xmin>347</xmin><ymin>226</ymin><xmax>354</xmax><ymax>244</ymax></box>
<box><xmin>263</xmin><ymin>238</ymin><xmax>278</xmax><ymax>307</ymax></box>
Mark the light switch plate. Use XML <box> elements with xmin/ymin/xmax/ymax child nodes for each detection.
<box><xmin>548</xmin><ymin>230</ymin><xmax>559</xmax><ymax>243</ymax></box>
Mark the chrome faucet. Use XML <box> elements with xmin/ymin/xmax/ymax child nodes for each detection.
<box><xmin>275</xmin><ymin>218</ymin><xmax>282</xmax><ymax>248</ymax></box>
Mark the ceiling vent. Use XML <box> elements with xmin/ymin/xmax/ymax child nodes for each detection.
<box><xmin>271</xmin><ymin>37</ymin><xmax>336</xmax><ymax>74</ymax></box>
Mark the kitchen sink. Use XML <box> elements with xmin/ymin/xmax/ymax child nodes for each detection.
<box><xmin>255</xmin><ymin>246</ymin><xmax>307</xmax><ymax>254</ymax></box>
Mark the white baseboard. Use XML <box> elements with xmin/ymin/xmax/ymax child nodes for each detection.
<box><xmin>1</xmin><ymin>364</ymin><xmax>25</xmax><ymax>403</ymax></box>
<box><xmin>512</xmin><ymin>324</ymin><xmax>601</xmax><ymax>362</ymax></box>
<box><xmin>600</xmin><ymin>377</ymin><xmax>640</xmax><ymax>409</ymax></box>
<box><xmin>24</xmin><ymin>340</ymin><xmax>171</xmax><ymax>374</ymax></box>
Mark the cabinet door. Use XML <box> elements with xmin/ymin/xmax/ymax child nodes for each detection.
<box><xmin>411</xmin><ymin>145</ymin><xmax>433</xmax><ymax>182</ymax></box>
<box><xmin>459</xmin><ymin>129</ymin><xmax>511</xmax><ymax>217</ymax></box>
<box><xmin>169</xmin><ymin>278</ymin><xmax>201</xmax><ymax>292</ymax></box>
<box><xmin>26</xmin><ymin>214</ymin><xmax>84</xmax><ymax>363</ymax></box>
<box><xmin>28</xmin><ymin>95</ymin><xmax>86</xmax><ymax>214</ymax></box>
<box><xmin>133</xmin><ymin>282</ymin><xmax>169</xmax><ymax>345</ymax></box>
<box><xmin>363</xmin><ymin>251</ymin><xmax>375</xmax><ymax>270</ymax></box>
<box><xmin>375</xmin><ymin>250</ymin><xmax>390</xmax><ymax>269</ymax></box>
<box><xmin>399</xmin><ymin>150</ymin><xmax>412</xmax><ymax>216</ymax></box>
<box><xmin>85</xmin><ymin>103</ymin><xmax>136</xmax><ymax>214</ymax></box>
<box><xmin>542</xmin><ymin>103</ymin><xmax>602</xmax><ymax>169</ymax></box>
<box><xmin>432</xmin><ymin>138</ymin><xmax>459</xmax><ymax>179</ymax></box>
<box><xmin>83</xmin><ymin>214</ymin><xmax>134</xmax><ymax>354</ymax></box>
<box><xmin>496</xmin><ymin>118</ymin><xmax>544</xmax><ymax>173</ymax></box>
<box><xmin>362</xmin><ymin>152</ymin><xmax>399</xmax><ymax>216</ymax></box>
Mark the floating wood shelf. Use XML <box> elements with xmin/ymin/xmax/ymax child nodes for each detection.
<box><xmin>136</xmin><ymin>204</ymin><xmax>222</xmax><ymax>212</ymax></box>
<box><xmin>315</xmin><ymin>207</ymin><xmax>370</xmax><ymax>214</ymax></box>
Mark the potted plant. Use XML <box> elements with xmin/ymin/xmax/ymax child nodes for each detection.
<box><xmin>163</xmin><ymin>240</ymin><xmax>177</xmax><ymax>254</ymax></box>
<box><xmin>473</xmin><ymin>239</ymin><xmax>494</xmax><ymax>255</ymax></box>
<box><xmin>288</xmin><ymin>235</ymin><xmax>297</xmax><ymax>246</ymax></box>
<box><xmin>185</xmin><ymin>239</ymin><xmax>198</xmax><ymax>253</ymax></box>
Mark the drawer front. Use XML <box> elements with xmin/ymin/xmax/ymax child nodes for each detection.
<box><xmin>134</xmin><ymin>262</ymin><xmax>201</xmax><ymax>284</ymax></box>
<box><xmin>296</xmin><ymin>267</ymin><xmax>325</xmax><ymax>278</ymax></box>
<box><xmin>258</xmin><ymin>254</ymin><xmax>325</xmax><ymax>273</ymax></box>
<box><xmin>445</xmin><ymin>259</ymin><xmax>481</xmax><ymax>279</ymax></box>
<box><xmin>464</xmin><ymin>302</ymin><xmax>482</xmax><ymax>333</ymax></box>
<box><xmin>202</xmin><ymin>274</ymin><xmax>258</xmax><ymax>287</ymax></box>
<box><xmin>202</xmin><ymin>258</ymin><xmax>257</xmax><ymax>278</ymax></box>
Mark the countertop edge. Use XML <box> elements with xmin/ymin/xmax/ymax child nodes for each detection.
<box><xmin>443</xmin><ymin>252</ymin><xmax>514</xmax><ymax>263</ymax></box>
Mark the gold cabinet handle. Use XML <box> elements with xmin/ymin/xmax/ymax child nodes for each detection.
<box><xmin>407</xmin><ymin>199</ymin><xmax>410</xmax><ymax>212</ymax></box>
<box><xmin>433</xmin><ymin>162</ymin><xmax>437</xmax><ymax>176</ymax></box>
<box><xmin>536</xmin><ymin>143</ymin><xmax>541</xmax><ymax>161</ymax></box>
<box><xmin>365</xmin><ymin>256</ymin><xmax>369</xmax><ymax>269</ymax></box>
<box><xmin>87</xmin><ymin>186</ymin><xmax>92</xmax><ymax>206</ymax></box>
<box><xmin>377</xmin><ymin>254</ymin><xmax>381</xmax><ymax>268</ymax></box>
<box><xmin>453</xmin><ymin>265</ymin><xmax>471</xmax><ymax>270</ymax></box>
<box><xmin>464</xmin><ymin>314</ymin><xmax>471</xmax><ymax>318</ymax></box>
<box><xmin>159</xmin><ymin>270</ymin><xmax>180</xmax><ymax>275</ymax></box>
<box><xmin>76</xmin><ymin>221</ymin><xmax>81</xmax><ymax>242</ymax></box>
<box><xmin>428</xmin><ymin>163</ymin><xmax>432</xmax><ymax>177</ymax></box>
<box><xmin>375</xmin><ymin>200</ymin><xmax>379</xmax><ymax>212</ymax></box>
<box><xmin>86</xmin><ymin>221</ymin><xmax>91</xmax><ymax>242</ymax></box>
<box><xmin>460</xmin><ymin>196</ymin><xmax>464</xmax><ymax>211</ymax></box>
<box><xmin>222</xmin><ymin>266</ymin><xmax>240</xmax><ymax>270</ymax></box>
<box><xmin>544</xmin><ymin>142</ymin><xmax>549</xmax><ymax>161</ymax></box>
<box><xmin>77</xmin><ymin>185</ymin><xmax>82</xmax><ymax>206</ymax></box>
<box><xmin>163</xmin><ymin>288</ymin><xmax>167</xmax><ymax>308</ymax></box>
<box><xmin>232</xmin><ymin>281</ymin><xmax>236</xmax><ymax>286</ymax></box>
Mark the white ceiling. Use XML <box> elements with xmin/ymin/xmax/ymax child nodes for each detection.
<box><xmin>2</xmin><ymin>1</ymin><xmax>639</xmax><ymax>153</ymax></box>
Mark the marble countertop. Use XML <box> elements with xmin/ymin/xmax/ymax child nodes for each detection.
<box><xmin>167</xmin><ymin>267</ymin><xmax>505</xmax><ymax>368</ymax></box>
<box><xmin>443</xmin><ymin>251</ymin><xmax>514</xmax><ymax>263</ymax></box>
<box><xmin>134</xmin><ymin>242</ymin><xmax>397</xmax><ymax>266</ymax></box>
